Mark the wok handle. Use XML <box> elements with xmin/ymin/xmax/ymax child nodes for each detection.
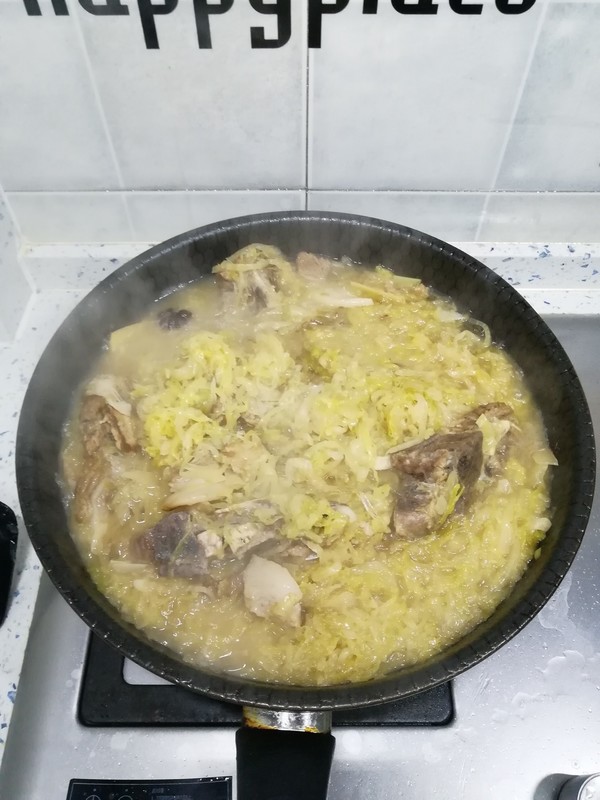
<box><xmin>0</xmin><ymin>502</ymin><xmax>18</xmax><ymax>627</ymax></box>
<box><xmin>236</xmin><ymin>708</ymin><xmax>335</xmax><ymax>800</ymax></box>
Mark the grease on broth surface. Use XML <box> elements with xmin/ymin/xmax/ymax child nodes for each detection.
<box><xmin>62</xmin><ymin>245</ymin><xmax>555</xmax><ymax>686</ymax></box>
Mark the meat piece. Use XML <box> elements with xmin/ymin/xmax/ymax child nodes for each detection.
<box><xmin>134</xmin><ymin>511</ymin><xmax>210</xmax><ymax>579</ymax></box>
<box><xmin>243</xmin><ymin>555</ymin><xmax>303</xmax><ymax>627</ymax></box>
<box><xmin>216</xmin><ymin>500</ymin><xmax>281</xmax><ymax>557</ymax></box>
<box><xmin>249</xmin><ymin>536</ymin><xmax>320</xmax><ymax>565</ymax></box>
<box><xmin>214</xmin><ymin>245</ymin><xmax>292</xmax><ymax>311</ymax></box>
<box><xmin>296</xmin><ymin>252</ymin><xmax>335</xmax><ymax>282</ymax></box>
<box><xmin>80</xmin><ymin>396</ymin><xmax>136</xmax><ymax>454</ymax></box>
<box><xmin>80</xmin><ymin>375</ymin><xmax>137</xmax><ymax>455</ymax></box>
<box><xmin>216</xmin><ymin>264</ymin><xmax>280</xmax><ymax>311</ymax></box>
<box><xmin>79</xmin><ymin>396</ymin><xmax>107</xmax><ymax>455</ymax></box>
<box><xmin>391</xmin><ymin>476</ymin><xmax>458</xmax><ymax>541</ymax></box>
<box><xmin>453</xmin><ymin>402</ymin><xmax>512</xmax><ymax>432</ymax></box>
<box><xmin>72</xmin><ymin>455</ymin><xmax>109</xmax><ymax>523</ymax></box>
<box><xmin>391</xmin><ymin>429</ymin><xmax>483</xmax><ymax>489</ymax></box>
<box><xmin>389</xmin><ymin>403</ymin><xmax>514</xmax><ymax>540</ymax></box>
<box><xmin>219</xmin><ymin>272</ymin><xmax>279</xmax><ymax>312</ymax></box>
<box><xmin>453</xmin><ymin>402</ymin><xmax>513</xmax><ymax>476</ymax></box>
<box><xmin>158</xmin><ymin>308</ymin><xmax>192</xmax><ymax>330</ymax></box>
<box><xmin>390</xmin><ymin>429</ymin><xmax>483</xmax><ymax>540</ymax></box>
<box><xmin>224</xmin><ymin>522</ymin><xmax>278</xmax><ymax>556</ymax></box>
<box><xmin>86</xmin><ymin>374</ymin><xmax>132</xmax><ymax>416</ymax></box>
<box><xmin>247</xmin><ymin>270</ymin><xmax>280</xmax><ymax>308</ymax></box>
<box><xmin>281</xmin><ymin>541</ymin><xmax>320</xmax><ymax>563</ymax></box>
<box><xmin>72</xmin><ymin>454</ymin><xmax>113</xmax><ymax>555</ymax></box>
<box><xmin>197</xmin><ymin>529</ymin><xmax>225</xmax><ymax>559</ymax></box>
<box><xmin>134</xmin><ymin>504</ymin><xmax>281</xmax><ymax>580</ymax></box>
<box><xmin>215</xmin><ymin>499</ymin><xmax>281</xmax><ymax>522</ymax></box>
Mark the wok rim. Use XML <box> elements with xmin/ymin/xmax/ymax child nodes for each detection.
<box><xmin>16</xmin><ymin>210</ymin><xmax>596</xmax><ymax>711</ymax></box>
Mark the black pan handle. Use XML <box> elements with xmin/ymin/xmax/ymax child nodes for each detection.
<box><xmin>0</xmin><ymin>502</ymin><xmax>18</xmax><ymax>627</ymax></box>
<box><xmin>236</xmin><ymin>708</ymin><xmax>335</xmax><ymax>800</ymax></box>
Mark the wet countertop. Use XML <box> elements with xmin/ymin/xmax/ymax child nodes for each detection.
<box><xmin>0</xmin><ymin>241</ymin><xmax>598</xmax><ymax>761</ymax></box>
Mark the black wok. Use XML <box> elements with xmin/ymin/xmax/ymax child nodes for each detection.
<box><xmin>16</xmin><ymin>212</ymin><xmax>596</xmax><ymax>799</ymax></box>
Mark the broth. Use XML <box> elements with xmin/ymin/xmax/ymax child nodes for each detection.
<box><xmin>62</xmin><ymin>245</ymin><xmax>555</xmax><ymax>686</ymax></box>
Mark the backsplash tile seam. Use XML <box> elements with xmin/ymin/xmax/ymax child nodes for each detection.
<box><xmin>308</xmin><ymin>189</ymin><xmax>600</xmax><ymax>197</ymax></box>
<box><xmin>304</xmin><ymin>17</ymin><xmax>310</xmax><ymax>211</ymax></box>
<box><xmin>6</xmin><ymin>188</ymin><xmax>309</xmax><ymax>196</ymax></box>
<box><xmin>11</xmin><ymin>248</ymin><xmax>37</xmax><ymax>297</ymax></box>
<box><xmin>2</xmin><ymin>188</ymin><xmax>24</xmax><ymax>243</ymax></box>
<box><xmin>308</xmin><ymin>189</ymin><xmax>488</xmax><ymax>196</ymax></box>
<box><xmin>116</xmin><ymin>192</ymin><xmax>136</xmax><ymax>240</ymax></box>
<box><xmin>1</xmin><ymin>187</ymin><xmax>36</xmax><ymax>297</ymax></box>
<box><xmin>7</xmin><ymin>189</ymin><xmax>600</xmax><ymax>199</ymax></box>
<box><xmin>476</xmin><ymin>0</ymin><xmax>550</xmax><ymax>239</ymax></box>
<box><xmin>0</xmin><ymin>186</ymin><xmax>32</xmax><ymax>341</ymax></box>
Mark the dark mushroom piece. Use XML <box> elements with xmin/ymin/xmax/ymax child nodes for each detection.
<box><xmin>157</xmin><ymin>308</ymin><xmax>193</xmax><ymax>330</ymax></box>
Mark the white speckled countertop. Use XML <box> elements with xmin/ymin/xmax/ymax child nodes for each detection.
<box><xmin>0</xmin><ymin>241</ymin><xmax>598</xmax><ymax>762</ymax></box>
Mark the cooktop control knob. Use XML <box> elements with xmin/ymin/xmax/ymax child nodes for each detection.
<box><xmin>559</xmin><ymin>774</ymin><xmax>600</xmax><ymax>799</ymax></box>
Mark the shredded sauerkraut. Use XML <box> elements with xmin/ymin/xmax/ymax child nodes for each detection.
<box><xmin>63</xmin><ymin>244</ymin><xmax>555</xmax><ymax>686</ymax></box>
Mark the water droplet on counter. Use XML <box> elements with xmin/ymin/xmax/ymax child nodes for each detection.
<box><xmin>454</xmin><ymin>725</ymin><xmax>477</xmax><ymax>744</ymax></box>
<box><xmin>420</xmin><ymin>742</ymin><xmax>442</xmax><ymax>764</ymax></box>
<box><xmin>510</xmin><ymin>691</ymin><xmax>546</xmax><ymax>719</ymax></box>
<box><xmin>339</xmin><ymin>730</ymin><xmax>363</xmax><ymax>756</ymax></box>
<box><xmin>542</xmin><ymin>650</ymin><xmax>590</xmax><ymax>697</ymax></box>
<box><xmin>110</xmin><ymin>732</ymin><xmax>131</xmax><ymax>751</ymax></box>
<box><xmin>538</xmin><ymin>572</ymin><xmax>572</xmax><ymax>632</ymax></box>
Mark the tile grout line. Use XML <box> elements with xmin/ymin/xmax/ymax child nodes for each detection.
<box><xmin>0</xmin><ymin>188</ymin><xmax>38</xmax><ymax>328</ymax></box>
<box><xmin>1</xmin><ymin>186</ymin><xmax>24</xmax><ymax>243</ymax></box>
<box><xmin>68</xmin><ymin>0</ymin><xmax>136</xmax><ymax>239</ymax></box>
<box><xmin>475</xmin><ymin>0</ymin><xmax>550</xmax><ymax>241</ymax></box>
<box><xmin>6</xmin><ymin>188</ymin><xmax>311</xmax><ymax>196</ymax></box>
<box><xmin>6</xmin><ymin>189</ymin><xmax>600</xmax><ymax>197</ymax></box>
<box><xmin>304</xmin><ymin>16</ymin><xmax>310</xmax><ymax>210</ymax></box>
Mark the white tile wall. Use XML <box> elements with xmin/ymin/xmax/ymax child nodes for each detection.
<box><xmin>1</xmin><ymin>0</ymin><xmax>600</xmax><ymax>244</ymax></box>
<box><xmin>128</xmin><ymin>191</ymin><xmax>305</xmax><ymax>242</ymax></box>
<box><xmin>77</xmin><ymin>0</ymin><xmax>307</xmax><ymax>190</ymax></box>
<box><xmin>308</xmin><ymin>191</ymin><xmax>485</xmax><ymax>241</ymax></box>
<box><xmin>7</xmin><ymin>190</ymin><xmax>305</xmax><ymax>243</ymax></box>
<box><xmin>307</xmin><ymin>0</ymin><xmax>543</xmax><ymax>191</ymax></box>
<box><xmin>496</xmin><ymin>2</ymin><xmax>600</xmax><ymax>191</ymax></box>
<box><xmin>8</xmin><ymin>192</ymin><xmax>133</xmax><ymax>242</ymax></box>
<box><xmin>479</xmin><ymin>192</ymin><xmax>600</xmax><ymax>241</ymax></box>
<box><xmin>0</xmin><ymin>188</ymin><xmax>31</xmax><ymax>341</ymax></box>
<box><xmin>0</xmin><ymin>1</ymin><xmax>119</xmax><ymax>191</ymax></box>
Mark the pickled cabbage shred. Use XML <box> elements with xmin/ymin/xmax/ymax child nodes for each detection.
<box><xmin>63</xmin><ymin>244</ymin><xmax>555</xmax><ymax>686</ymax></box>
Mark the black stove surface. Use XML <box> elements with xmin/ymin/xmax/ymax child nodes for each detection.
<box><xmin>79</xmin><ymin>633</ymin><xmax>454</xmax><ymax>727</ymax></box>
